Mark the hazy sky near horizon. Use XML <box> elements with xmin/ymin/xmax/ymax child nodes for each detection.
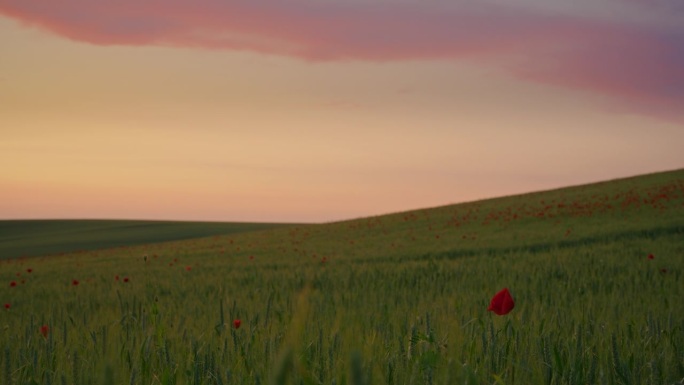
<box><xmin>1</xmin><ymin>0</ymin><xmax>683</xmax><ymax>223</ymax></box>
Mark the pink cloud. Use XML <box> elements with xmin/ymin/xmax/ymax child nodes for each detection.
<box><xmin>1</xmin><ymin>0</ymin><xmax>682</xmax><ymax>122</ymax></box>
<box><xmin>0</xmin><ymin>1</ymin><xmax>547</xmax><ymax>59</ymax></box>
<box><xmin>508</xmin><ymin>23</ymin><xmax>684</xmax><ymax>123</ymax></box>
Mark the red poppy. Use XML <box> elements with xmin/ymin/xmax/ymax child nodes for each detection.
<box><xmin>233</xmin><ymin>319</ymin><xmax>241</xmax><ymax>329</ymax></box>
<box><xmin>4</xmin><ymin>303</ymin><xmax>9</xmax><ymax>310</ymax></box>
<box><xmin>123</xmin><ymin>277</ymin><xmax>129</xmax><ymax>283</ymax></box>
<box><xmin>72</xmin><ymin>279</ymin><xmax>79</xmax><ymax>286</ymax></box>
<box><xmin>488</xmin><ymin>288</ymin><xmax>515</xmax><ymax>315</ymax></box>
<box><xmin>648</xmin><ymin>254</ymin><xmax>655</xmax><ymax>260</ymax></box>
<box><xmin>115</xmin><ymin>275</ymin><xmax>119</xmax><ymax>281</ymax></box>
<box><xmin>40</xmin><ymin>325</ymin><xmax>49</xmax><ymax>338</ymax></box>
<box><xmin>9</xmin><ymin>281</ymin><xmax>17</xmax><ymax>287</ymax></box>
<box><xmin>185</xmin><ymin>266</ymin><xmax>192</xmax><ymax>271</ymax></box>
<box><xmin>26</xmin><ymin>268</ymin><xmax>33</xmax><ymax>273</ymax></box>
<box><xmin>660</xmin><ymin>268</ymin><xmax>668</xmax><ymax>274</ymax></box>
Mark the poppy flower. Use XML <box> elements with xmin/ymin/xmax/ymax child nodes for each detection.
<box><xmin>488</xmin><ymin>288</ymin><xmax>515</xmax><ymax>315</ymax></box>
<box><xmin>123</xmin><ymin>277</ymin><xmax>129</xmax><ymax>283</ymax></box>
<box><xmin>9</xmin><ymin>281</ymin><xmax>17</xmax><ymax>287</ymax></box>
<box><xmin>72</xmin><ymin>279</ymin><xmax>79</xmax><ymax>286</ymax></box>
<box><xmin>660</xmin><ymin>268</ymin><xmax>668</xmax><ymax>274</ymax></box>
<box><xmin>185</xmin><ymin>266</ymin><xmax>192</xmax><ymax>271</ymax></box>
<box><xmin>233</xmin><ymin>319</ymin><xmax>241</xmax><ymax>329</ymax></box>
<box><xmin>26</xmin><ymin>268</ymin><xmax>33</xmax><ymax>273</ymax></box>
<box><xmin>648</xmin><ymin>254</ymin><xmax>655</xmax><ymax>260</ymax></box>
<box><xmin>4</xmin><ymin>303</ymin><xmax>9</xmax><ymax>310</ymax></box>
<box><xmin>115</xmin><ymin>275</ymin><xmax>119</xmax><ymax>281</ymax></box>
<box><xmin>40</xmin><ymin>325</ymin><xmax>49</xmax><ymax>338</ymax></box>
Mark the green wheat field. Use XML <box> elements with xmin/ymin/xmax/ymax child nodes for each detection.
<box><xmin>1</xmin><ymin>169</ymin><xmax>683</xmax><ymax>385</ymax></box>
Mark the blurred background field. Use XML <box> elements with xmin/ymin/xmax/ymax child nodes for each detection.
<box><xmin>0</xmin><ymin>220</ymin><xmax>295</xmax><ymax>260</ymax></box>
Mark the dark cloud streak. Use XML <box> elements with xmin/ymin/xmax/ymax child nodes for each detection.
<box><xmin>1</xmin><ymin>0</ymin><xmax>682</xmax><ymax>123</ymax></box>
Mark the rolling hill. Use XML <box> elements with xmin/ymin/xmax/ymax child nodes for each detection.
<box><xmin>0</xmin><ymin>220</ymin><xmax>297</xmax><ymax>259</ymax></box>
<box><xmin>1</xmin><ymin>168</ymin><xmax>682</xmax><ymax>384</ymax></box>
<box><xmin>2</xmin><ymin>168</ymin><xmax>682</xmax><ymax>262</ymax></box>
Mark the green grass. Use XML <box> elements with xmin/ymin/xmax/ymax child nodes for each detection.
<box><xmin>0</xmin><ymin>220</ymin><xmax>298</xmax><ymax>260</ymax></box>
<box><xmin>1</xmin><ymin>168</ymin><xmax>683</xmax><ymax>384</ymax></box>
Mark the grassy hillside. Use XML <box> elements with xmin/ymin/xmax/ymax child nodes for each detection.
<box><xmin>178</xmin><ymin>168</ymin><xmax>680</xmax><ymax>270</ymax></box>
<box><xmin>1</xmin><ymin>169</ymin><xmax>682</xmax><ymax>384</ymax></box>
<box><xmin>0</xmin><ymin>220</ymin><xmax>297</xmax><ymax>260</ymax></box>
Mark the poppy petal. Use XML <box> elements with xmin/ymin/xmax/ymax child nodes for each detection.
<box><xmin>488</xmin><ymin>288</ymin><xmax>515</xmax><ymax>315</ymax></box>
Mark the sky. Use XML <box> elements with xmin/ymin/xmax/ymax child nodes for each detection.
<box><xmin>1</xmin><ymin>0</ymin><xmax>683</xmax><ymax>223</ymax></box>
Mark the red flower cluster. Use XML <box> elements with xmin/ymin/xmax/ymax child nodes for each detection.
<box><xmin>72</xmin><ymin>279</ymin><xmax>79</xmax><ymax>286</ymax></box>
<box><xmin>488</xmin><ymin>288</ymin><xmax>515</xmax><ymax>315</ymax></box>
<box><xmin>233</xmin><ymin>319</ymin><xmax>241</xmax><ymax>329</ymax></box>
<box><xmin>40</xmin><ymin>325</ymin><xmax>49</xmax><ymax>338</ymax></box>
<box><xmin>4</xmin><ymin>303</ymin><xmax>9</xmax><ymax>310</ymax></box>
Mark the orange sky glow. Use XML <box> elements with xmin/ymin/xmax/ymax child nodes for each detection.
<box><xmin>1</xmin><ymin>1</ymin><xmax>683</xmax><ymax>223</ymax></box>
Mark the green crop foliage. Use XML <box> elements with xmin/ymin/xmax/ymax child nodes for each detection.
<box><xmin>1</xmin><ymin>169</ymin><xmax>683</xmax><ymax>384</ymax></box>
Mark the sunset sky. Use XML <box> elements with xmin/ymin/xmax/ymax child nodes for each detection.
<box><xmin>1</xmin><ymin>0</ymin><xmax>683</xmax><ymax>223</ymax></box>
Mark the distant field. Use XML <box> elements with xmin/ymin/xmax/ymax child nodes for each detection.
<box><xmin>1</xmin><ymin>169</ymin><xmax>682</xmax><ymax>384</ymax></box>
<box><xmin>0</xmin><ymin>220</ymin><xmax>297</xmax><ymax>259</ymax></box>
